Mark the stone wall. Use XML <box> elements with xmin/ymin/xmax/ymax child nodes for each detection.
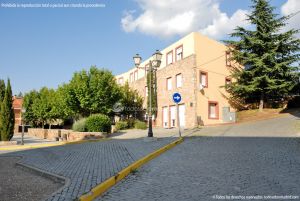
<box><xmin>28</xmin><ymin>128</ymin><xmax>105</xmax><ymax>141</ymax></box>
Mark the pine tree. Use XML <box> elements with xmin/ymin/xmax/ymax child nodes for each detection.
<box><xmin>0</xmin><ymin>79</ymin><xmax>15</xmax><ymax>141</ymax></box>
<box><xmin>225</xmin><ymin>0</ymin><xmax>300</xmax><ymax>111</ymax></box>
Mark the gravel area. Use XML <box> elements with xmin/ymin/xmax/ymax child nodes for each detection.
<box><xmin>0</xmin><ymin>157</ymin><xmax>63</xmax><ymax>201</ymax></box>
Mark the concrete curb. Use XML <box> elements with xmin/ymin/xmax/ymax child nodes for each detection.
<box><xmin>0</xmin><ymin>138</ymin><xmax>110</xmax><ymax>151</ymax></box>
<box><xmin>79</xmin><ymin>137</ymin><xmax>184</xmax><ymax>201</ymax></box>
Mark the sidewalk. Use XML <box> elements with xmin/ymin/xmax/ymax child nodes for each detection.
<box><xmin>0</xmin><ymin>133</ymin><xmax>61</xmax><ymax>154</ymax></box>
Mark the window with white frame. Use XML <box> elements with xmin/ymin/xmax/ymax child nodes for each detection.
<box><xmin>200</xmin><ymin>71</ymin><xmax>208</xmax><ymax>88</ymax></box>
<box><xmin>118</xmin><ymin>77</ymin><xmax>124</xmax><ymax>85</ymax></box>
<box><xmin>176</xmin><ymin>73</ymin><xmax>182</xmax><ymax>88</ymax></box>
<box><xmin>145</xmin><ymin>86</ymin><xmax>148</xmax><ymax>97</ymax></box>
<box><xmin>208</xmin><ymin>102</ymin><xmax>219</xmax><ymax>119</ymax></box>
<box><xmin>176</xmin><ymin>46</ymin><xmax>183</xmax><ymax>61</ymax></box>
<box><xmin>167</xmin><ymin>77</ymin><xmax>172</xmax><ymax>91</ymax></box>
<box><xmin>134</xmin><ymin>70</ymin><xmax>138</xmax><ymax>81</ymax></box>
<box><xmin>166</xmin><ymin>51</ymin><xmax>173</xmax><ymax>65</ymax></box>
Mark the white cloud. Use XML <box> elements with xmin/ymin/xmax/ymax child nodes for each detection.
<box><xmin>121</xmin><ymin>0</ymin><xmax>249</xmax><ymax>40</ymax></box>
<box><xmin>281</xmin><ymin>0</ymin><xmax>300</xmax><ymax>37</ymax></box>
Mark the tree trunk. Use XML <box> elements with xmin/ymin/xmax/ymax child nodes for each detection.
<box><xmin>259</xmin><ymin>93</ymin><xmax>264</xmax><ymax>112</ymax></box>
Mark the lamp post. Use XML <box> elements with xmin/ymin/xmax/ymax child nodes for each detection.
<box><xmin>21</xmin><ymin>108</ymin><xmax>26</xmax><ymax>145</ymax></box>
<box><xmin>133</xmin><ymin>50</ymin><xmax>162</xmax><ymax>137</ymax></box>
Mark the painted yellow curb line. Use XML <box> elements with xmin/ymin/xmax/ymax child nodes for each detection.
<box><xmin>0</xmin><ymin>138</ymin><xmax>110</xmax><ymax>151</ymax></box>
<box><xmin>79</xmin><ymin>137</ymin><xmax>184</xmax><ymax>201</ymax></box>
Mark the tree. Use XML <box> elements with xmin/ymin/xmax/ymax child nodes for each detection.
<box><xmin>0</xmin><ymin>79</ymin><xmax>15</xmax><ymax>141</ymax></box>
<box><xmin>225</xmin><ymin>0</ymin><xmax>300</xmax><ymax>111</ymax></box>
<box><xmin>147</xmin><ymin>69</ymin><xmax>158</xmax><ymax>117</ymax></box>
<box><xmin>119</xmin><ymin>81</ymin><xmax>143</xmax><ymax>119</ymax></box>
<box><xmin>0</xmin><ymin>79</ymin><xmax>5</xmax><ymax>103</ymax></box>
<box><xmin>31</xmin><ymin>87</ymin><xmax>53</xmax><ymax>128</ymax></box>
<box><xmin>23</xmin><ymin>90</ymin><xmax>39</xmax><ymax>127</ymax></box>
<box><xmin>66</xmin><ymin>66</ymin><xmax>122</xmax><ymax>117</ymax></box>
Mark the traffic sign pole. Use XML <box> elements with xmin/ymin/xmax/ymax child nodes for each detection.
<box><xmin>173</xmin><ymin>93</ymin><xmax>182</xmax><ymax>138</ymax></box>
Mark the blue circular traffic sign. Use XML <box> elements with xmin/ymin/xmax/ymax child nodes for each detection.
<box><xmin>172</xmin><ymin>93</ymin><xmax>182</xmax><ymax>103</ymax></box>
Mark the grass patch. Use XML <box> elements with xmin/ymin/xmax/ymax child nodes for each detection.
<box><xmin>237</xmin><ymin>108</ymin><xmax>285</xmax><ymax>122</ymax></box>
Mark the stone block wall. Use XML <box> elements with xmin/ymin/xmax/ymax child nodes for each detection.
<box><xmin>28</xmin><ymin>128</ymin><xmax>105</xmax><ymax>141</ymax></box>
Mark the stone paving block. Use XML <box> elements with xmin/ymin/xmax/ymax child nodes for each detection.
<box><xmin>3</xmin><ymin>138</ymin><xmax>174</xmax><ymax>201</ymax></box>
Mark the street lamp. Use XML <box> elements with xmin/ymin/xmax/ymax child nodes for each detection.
<box><xmin>21</xmin><ymin>108</ymin><xmax>26</xmax><ymax>145</ymax></box>
<box><xmin>133</xmin><ymin>50</ymin><xmax>162</xmax><ymax>137</ymax></box>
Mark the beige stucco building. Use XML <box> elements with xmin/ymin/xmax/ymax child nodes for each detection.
<box><xmin>116</xmin><ymin>32</ymin><xmax>236</xmax><ymax>128</ymax></box>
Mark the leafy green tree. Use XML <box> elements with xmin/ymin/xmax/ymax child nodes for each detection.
<box><xmin>0</xmin><ymin>79</ymin><xmax>15</xmax><ymax>141</ymax></box>
<box><xmin>32</xmin><ymin>87</ymin><xmax>53</xmax><ymax>128</ymax></box>
<box><xmin>225</xmin><ymin>0</ymin><xmax>300</xmax><ymax>111</ymax></box>
<box><xmin>119</xmin><ymin>81</ymin><xmax>143</xmax><ymax>119</ymax></box>
<box><xmin>23</xmin><ymin>90</ymin><xmax>39</xmax><ymax>127</ymax></box>
<box><xmin>66</xmin><ymin>66</ymin><xmax>122</xmax><ymax>117</ymax></box>
<box><xmin>53</xmin><ymin>85</ymin><xmax>75</xmax><ymax>120</ymax></box>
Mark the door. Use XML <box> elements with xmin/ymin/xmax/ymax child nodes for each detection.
<box><xmin>163</xmin><ymin>107</ymin><xmax>169</xmax><ymax>128</ymax></box>
<box><xmin>170</xmin><ymin>106</ymin><xmax>176</xmax><ymax>127</ymax></box>
<box><xmin>179</xmin><ymin>104</ymin><xmax>185</xmax><ymax>127</ymax></box>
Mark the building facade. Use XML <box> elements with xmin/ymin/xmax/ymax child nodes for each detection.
<box><xmin>12</xmin><ymin>96</ymin><xmax>23</xmax><ymax>133</ymax></box>
<box><xmin>116</xmin><ymin>32</ymin><xmax>236</xmax><ymax>128</ymax></box>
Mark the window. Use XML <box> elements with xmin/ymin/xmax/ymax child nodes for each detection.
<box><xmin>226</xmin><ymin>51</ymin><xmax>232</xmax><ymax>67</ymax></box>
<box><xmin>225</xmin><ymin>77</ymin><xmax>232</xmax><ymax>85</ymax></box>
<box><xmin>167</xmin><ymin>77</ymin><xmax>172</xmax><ymax>91</ymax></box>
<box><xmin>208</xmin><ymin>101</ymin><xmax>219</xmax><ymax>119</ymax></box>
<box><xmin>130</xmin><ymin>73</ymin><xmax>134</xmax><ymax>83</ymax></box>
<box><xmin>118</xmin><ymin>77</ymin><xmax>124</xmax><ymax>85</ymax></box>
<box><xmin>170</xmin><ymin>106</ymin><xmax>176</xmax><ymax>127</ymax></box>
<box><xmin>145</xmin><ymin>86</ymin><xmax>148</xmax><ymax>97</ymax></box>
<box><xmin>200</xmin><ymin>71</ymin><xmax>208</xmax><ymax>88</ymax></box>
<box><xmin>134</xmin><ymin>70</ymin><xmax>138</xmax><ymax>81</ymax></box>
<box><xmin>175</xmin><ymin>45</ymin><xmax>183</xmax><ymax>61</ymax></box>
<box><xmin>176</xmin><ymin>73</ymin><xmax>182</xmax><ymax>88</ymax></box>
<box><xmin>166</xmin><ymin>51</ymin><xmax>173</xmax><ymax>65</ymax></box>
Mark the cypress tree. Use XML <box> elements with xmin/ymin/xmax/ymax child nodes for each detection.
<box><xmin>0</xmin><ymin>79</ymin><xmax>15</xmax><ymax>141</ymax></box>
<box><xmin>225</xmin><ymin>0</ymin><xmax>300</xmax><ymax>111</ymax></box>
<box><xmin>0</xmin><ymin>79</ymin><xmax>5</xmax><ymax>141</ymax></box>
<box><xmin>0</xmin><ymin>79</ymin><xmax>5</xmax><ymax>102</ymax></box>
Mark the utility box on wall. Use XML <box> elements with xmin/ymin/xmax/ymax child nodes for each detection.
<box><xmin>222</xmin><ymin>107</ymin><xmax>236</xmax><ymax>123</ymax></box>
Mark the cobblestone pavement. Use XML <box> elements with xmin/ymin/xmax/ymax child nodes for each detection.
<box><xmin>2</xmin><ymin>138</ymin><xmax>174</xmax><ymax>201</ymax></box>
<box><xmin>100</xmin><ymin>136</ymin><xmax>300</xmax><ymax>201</ymax></box>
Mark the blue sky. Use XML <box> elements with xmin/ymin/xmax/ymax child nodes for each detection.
<box><xmin>0</xmin><ymin>0</ymin><xmax>295</xmax><ymax>94</ymax></box>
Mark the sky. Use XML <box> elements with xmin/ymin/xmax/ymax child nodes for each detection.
<box><xmin>0</xmin><ymin>0</ymin><xmax>299</xmax><ymax>94</ymax></box>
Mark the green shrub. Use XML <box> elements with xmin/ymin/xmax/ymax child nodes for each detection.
<box><xmin>134</xmin><ymin>120</ymin><xmax>147</xmax><ymax>130</ymax></box>
<box><xmin>86</xmin><ymin>114</ymin><xmax>111</xmax><ymax>133</ymax></box>
<box><xmin>115</xmin><ymin>121</ymin><xmax>128</xmax><ymax>130</ymax></box>
<box><xmin>126</xmin><ymin>118</ymin><xmax>136</xmax><ymax>128</ymax></box>
<box><xmin>72</xmin><ymin>118</ymin><xmax>87</xmax><ymax>132</ymax></box>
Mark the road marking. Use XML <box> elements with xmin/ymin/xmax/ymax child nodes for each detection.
<box><xmin>79</xmin><ymin>137</ymin><xmax>184</xmax><ymax>201</ymax></box>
